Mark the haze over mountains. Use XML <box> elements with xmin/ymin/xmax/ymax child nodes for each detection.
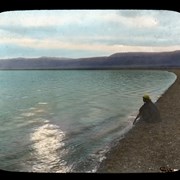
<box><xmin>0</xmin><ymin>51</ymin><xmax>180</xmax><ymax>70</ymax></box>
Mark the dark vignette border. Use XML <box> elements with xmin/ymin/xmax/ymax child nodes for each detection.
<box><xmin>0</xmin><ymin>0</ymin><xmax>180</xmax><ymax>179</ymax></box>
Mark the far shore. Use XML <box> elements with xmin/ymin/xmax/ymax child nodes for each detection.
<box><xmin>97</xmin><ymin>68</ymin><xmax>180</xmax><ymax>173</ymax></box>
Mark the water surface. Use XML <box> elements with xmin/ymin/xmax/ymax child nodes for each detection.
<box><xmin>0</xmin><ymin>70</ymin><xmax>176</xmax><ymax>172</ymax></box>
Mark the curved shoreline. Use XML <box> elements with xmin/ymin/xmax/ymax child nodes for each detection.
<box><xmin>97</xmin><ymin>69</ymin><xmax>180</xmax><ymax>173</ymax></box>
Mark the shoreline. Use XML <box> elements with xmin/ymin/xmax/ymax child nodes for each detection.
<box><xmin>97</xmin><ymin>68</ymin><xmax>180</xmax><ymax>173</ymax></box>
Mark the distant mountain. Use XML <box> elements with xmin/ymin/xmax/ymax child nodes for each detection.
<box><xmin>0</xmin><ymin>51</ymin><xmax>180</xmax><ymax>70</ymax></box>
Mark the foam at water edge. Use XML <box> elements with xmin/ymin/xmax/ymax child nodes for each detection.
<box><xmin>94</xmin><ymin>114</ymin><xmax>137</xmax><ymax>172</ymax></box>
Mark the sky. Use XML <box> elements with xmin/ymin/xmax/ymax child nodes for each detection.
<box><xmin>0</xmin><ymin>10</ymin><xmax>180</xmax><ymax>59</ymax></box>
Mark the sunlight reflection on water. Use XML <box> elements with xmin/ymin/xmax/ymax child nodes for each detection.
<box><xmin>30</xmin><ymin>122</ymin><xmax>70</xmax><ymax>172</ymax></box>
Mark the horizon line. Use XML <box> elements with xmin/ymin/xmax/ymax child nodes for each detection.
<box><xmin>1</xmin><ymin>49</ymin><xmax>180</xmax><ymax>60</ymax></box>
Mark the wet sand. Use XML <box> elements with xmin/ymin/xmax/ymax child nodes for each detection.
<box><xmin>97</xmin><ymin>69</ymin><xmax>180</xmax><ymax>173</ymax></box>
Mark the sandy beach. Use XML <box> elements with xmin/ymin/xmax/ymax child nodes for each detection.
<box><xmin>97</xmin><ymin>69</ymin><xmax>180</xmax><ymax>173</ymax></box>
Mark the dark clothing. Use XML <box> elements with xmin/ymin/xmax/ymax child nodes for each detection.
<box><xmin>139</xmin><ymin>101</ymin><xmax>161</xmax><ymax>122</ymax></box>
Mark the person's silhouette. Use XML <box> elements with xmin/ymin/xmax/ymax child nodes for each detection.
<box><xmin>133</xmin><ymin>95</ymin><xmax>161</xmax><ymax>125</ymax></box>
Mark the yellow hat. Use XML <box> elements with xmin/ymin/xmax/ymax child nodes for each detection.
<box><xmin>143</xmin><ymin>94</ymin><xmax>151</xmax><ymax>100</ymax></box>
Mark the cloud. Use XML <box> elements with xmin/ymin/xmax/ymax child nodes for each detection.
<box><xmin>1</xmin><ymin>35</ymin><xmax>180</xmax><ymax>59</ymax></box>
<box><xmin>0</xmin><ymin>10</ymin><xmax>75</xmax><ymax>27</ymax></box>
<box><xmin>0</xmin><ymin>10</ymin><xmax>107</xmax><ymax>28</ymax></box>
<box><xmin>101</xmin><ymin>12</ymin><xmax>159</xmax><ymax>28</ymax></box>
<box><xmin>0</xmin><ymin>10</ymin><xmax>180</xmax><ymax>58</ymax></box>
<box><xmin>0</xmin><ymin>10</ymin><xmax>159</xmax><ymax>29</ymax></box>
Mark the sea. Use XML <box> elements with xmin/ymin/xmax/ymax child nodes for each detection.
<box><xmin>0</xmin><ymin>70</ymin><xmax>177</xmax><ymax>173</ymax></box>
